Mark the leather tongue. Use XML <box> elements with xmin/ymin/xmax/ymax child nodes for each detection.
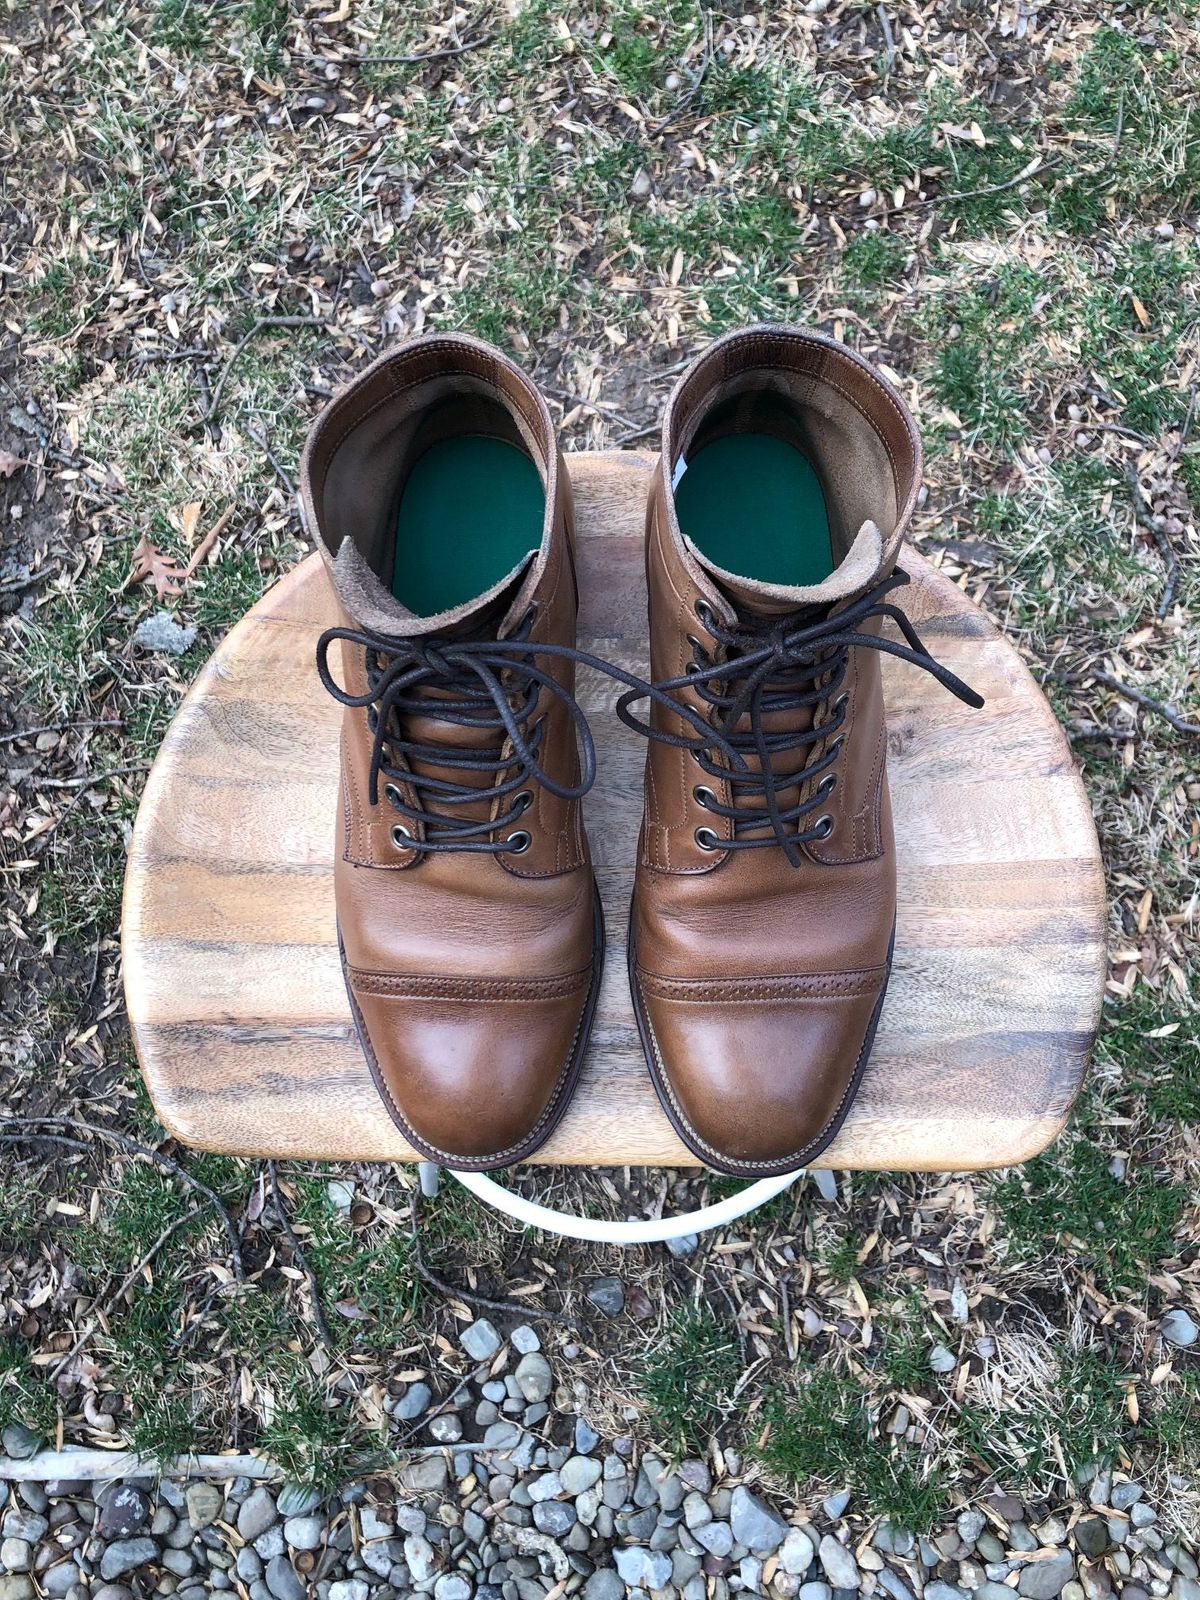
<box><xmin>687</xmin><ymin>519</ymin><xmax>884</xmax><ymax>619</ymax></box>
<box><xmin>332</xmin><ymin>537</ymin><xmax>536</xmax><ymax>641</ymax></box>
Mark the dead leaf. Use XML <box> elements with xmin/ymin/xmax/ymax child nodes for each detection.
<box><xmin>0</xmin><ymin>449</ymin><xmax>27</xmax><ymax>477</ymax></box>
<box><xmin>180</xmin><ymin>499</ymin><xmax>202</xmax><ymax>546</ymax></box>
<box><xmin>128</xmin><ymin>534</ymin><xmax>187</xmax><ymax>599</ymax></box>
<box><xmin>1131</xmin><ymin>293</ymin><xmax>1150</xmax><ymax>329</ymax></box>
<box><xmin>626</xmin><ymin>1284</ymin><xmax>654</xmax><ymax>1320</ymax></box>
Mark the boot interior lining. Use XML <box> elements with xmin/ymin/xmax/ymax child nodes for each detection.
<box><xmin>391</xmin><ymin>425</ymin><xmax>544</xmax><ymax>616</ymax></box>
<box><xmin>674</xmin><ymin>392</ymin><xmax>836</xmax><ymax>588</ymax></box>
<box><xmin>672</xmin><ymin>364</ymin><xmax>902</xmax><ymax>580</ymax></box>
<box><xmin>318</xmin><ymin>377</ymin><xmax>549</xmax><ymax>617</ymax></box>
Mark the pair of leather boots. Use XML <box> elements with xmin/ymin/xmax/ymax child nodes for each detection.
<box><xmin>300</xmin><ymin>326</ymin><xmax>980</xmax><ymax>1176</ymax></box>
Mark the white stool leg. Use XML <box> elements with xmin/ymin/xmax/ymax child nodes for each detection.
<box><xmin>418</xmin><ymin>1162</ymin><xmax>442</xmax><ymax>1198</ymax></box>
<box><xmin>449</xmin><ymin>1167</ymin><xmax>805</xmax><ymax>1244</ymax></box>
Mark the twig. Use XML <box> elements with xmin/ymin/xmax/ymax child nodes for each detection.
<box><xmin>131</xmin><ymin>346</ymin><xmax>210</xmax><ymax>365</ymax></box>
<box><xmin>408</xmin><ymin>1189</ymin><xmax>579</xmax><ymax>1328</ymax></box>
<box><xmin>1124</xmin><ymin>462</ymin><xmax>1179</xmax><ymax>617</ymax></box>
<box><xmin>876</xmin><ymin>2</ymin><xmax>896</xmax><ymax>73</ymax></box>
<box><xmin>610</xmin><ymin>420</ymin><xmax>660</xmax><ymax>447</ymax></box>
<box><xmin>779</xmin><ymin>1273</ymin><xmax>796</xmax><ymax>1363</ymax></box>
<box><xmin>183</xmin><ymin>506</ymin><xmax>235</xmax><ymax>578</ymax></box>
<box><xmin>0</xmin><ymin>719</ymin><xmax>122</xmax><ymax>746</ymax></box>
<box><xmin>202</xmin><ymin>317</ymin><xmax>324</xmax><ymax>425</ymax></box>
<box><xmin>1112</xmin><ymin>88</ymin><xmax>1125</xmax><ymax>154</ymax></box>
<box><xmin>299</xmin><ymin>34</ymin><xmax>495</xmax><ymax>67</ymax></box>
<box><xmin>0</xmin><ymin>1117</ymin><xmax>244</xmax><ymax>1278</ymax></box>
<box><xmin>908</xmin><ymin>154</ymin><xmax>1061</xmax><ymax>212</ymax></box>
<box><xmin>38</xmin><ymin>761</ymin><xmax>150</xmax><ymax>791</ymax></box>
<box><xmin>1087</xmin><ymin>420</ymin><xmax>1152</xmax><ymax>445</ymax></box>
<box><xmin>247</xmin><ymin>421</ymin><xmax>295</xmax><ymax>494</ymax></box>
<box><xmin>356</xmin><ymin>34</ymin><xmax>494</xmax><ymax>64</ymax></box>
<box><xmin>1048</xmin><ymin>669</ymin><xmax>1200</xmax><ymax>738</ymax></box>
<box><xmin>0</xmin><ymin>1449</ymin><xmax>284</xmax><ymax>1483</ymax></box>
<box><xmin>649</xmin><ymin>7</ymin><xmax>714</xmax><ymax>138</ymax></box>
<box><xmin>1167</xmin><ymin>383</ymin><xmax>1197</xmax><ymax>466</ymax></box>
<box><xmin>49</xmin><ymin>1206</ymin><xmax>209</xmax><ymax>1380</ymax></box>
<box><xmin>268</xmin><ymin>1160</ymin><xmax>335</xmax><ymax>1354</ymax></box>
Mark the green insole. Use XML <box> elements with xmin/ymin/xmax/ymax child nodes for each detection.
<box><xmin>674</xmin><ymin>433</ymin><xmax>834</xmax><ymax>588</ymax></box>
<box><xmin>392</xmin><ymin>436</ymin><xmax>543</xmax><ymax>615</ymax></box>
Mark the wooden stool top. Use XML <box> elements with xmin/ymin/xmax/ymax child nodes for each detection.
<box><xmin>122</xmin><ymin>451</ymin><xmax>1106</xmax><ymax>1170</ymax></box>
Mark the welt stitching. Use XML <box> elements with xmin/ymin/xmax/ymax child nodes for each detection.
<box><xmin>354</xmin><ymin>969</ymin><xmax>589</xmax><ymax>1164</ymax></box>
<box><xmin>636</xmin><ymin>967</ymin><xmax>874</xmax><ymax>1173</ymax></box>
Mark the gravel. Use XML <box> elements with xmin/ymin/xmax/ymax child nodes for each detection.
<box><xmin>1</xmin><ymin>1327</ymin><xmax>1194</xmax><ymax>1600</ymax></box>
<box><xmin>730</xmin><ymin>1485</ymin><xmax>790</xmax><ymax>1552</ymax></box>
<box><xmin>819</xmin><ymin>1533</ymin><xmax>861</xmax><ymax>1589</ymax></box>
<box><xmin>460</xmin><ymin>1319</ymin><xmax>503</xmax><ymax>1361</ymax></box>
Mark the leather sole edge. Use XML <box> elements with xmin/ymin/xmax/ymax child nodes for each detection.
<box><xmin>338</xmin><ymin>878</ymin><xmax>605</xmax><ymax>1172</ymax></box>
<box><xmin>627</xmin><ymin>912</ymin><xmax>895</xmax><ymax>1179</ymax></box>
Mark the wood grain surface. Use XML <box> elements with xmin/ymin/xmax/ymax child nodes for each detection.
<box><xmin>122</xmin><ymin>451</ymin><xmax>1107</xmax><ymax>1170</ymax></box>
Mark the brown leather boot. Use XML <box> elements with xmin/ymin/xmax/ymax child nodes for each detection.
<box><xmin>621</xmin><ymin>325</ymin><xmax>981</xmax><ymax>1176</ymax></box>
<box><xmin>300</xmin><ymin>334</ymin><xmax>606</xmax><ymax>1170</ymax></box>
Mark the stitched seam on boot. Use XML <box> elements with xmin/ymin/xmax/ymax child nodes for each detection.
<box><xmin>634</xmin><ymin>966</ymin><xmax>875</xmax><ymax>1173</ymax></box>
<box><xmin>350</xmin><ymin>976</ymin><xmax>590</xmax><ymax>1166</ymax></box>
<box><xmin>637</xmin><ymin>970</ymin><xmax>885</xmax><ymax>1002</ymax></box>
<box><xmin>347</xmin><ymin>968</ymin><xmax>591</xmax><ymax>1001</ymax></box>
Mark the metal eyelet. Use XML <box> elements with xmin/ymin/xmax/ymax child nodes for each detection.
<box><xmin>693</xmin><ymin>785</ymin><xmax>717</xmax><ymax>810</ymax></box>
<box><xmin>694</xmin><ymin>826</ymin><xmax>721</xmax><ymax>851</ymax></box>
<box><xmin>832</xmin><ymin>692</ymin><xmax>850</xmax><ymax>715</ymax></box>
<box><xmin>506</xmin><ymin>830</ymin><xmax>532</xmax><ymax>854</ymax></box>
<box><xmin>685</xmin><ymin>661</ymin><xmax>701</xmax><ymax>676</ymax></box>
<box><xmin>390</xmin><ymin>823</ymin><xmax>413</xmax><ymax>848</ymax></box>
<box><xmin>817</xmin><ymin>773</ymin><xmax>836</xmax><ymax>798</ymax></box>
<box><xmin>384</xmin><ymin>783</ymin><xmax>403</xmax><ymax>809</ymax></box>
<box><xmin>694</xmin><ymin>600</ymin><xmax>715</xmax><ymax>630</ymax></box>
<box><xmin>827</xmin><ymin>734</ymin><xmax>844</xmax><ymax>758</ymax></box>
<box><xmin>514</xmin><ymin>789</ymin><xmax>534</xmax><ymax>814</ymax></box>
<box><xmin>814</xmin><ymin>814</ymin><xmax>835</xmax><ymax>840</ymax></box>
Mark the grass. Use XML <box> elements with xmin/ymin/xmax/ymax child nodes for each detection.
<box><xmin>761</xmin><ymin>1369</ymin><xmax>946</xmax><ymax>1531</ymax></box>
<box><xmin>640</xmin><ymin>1305</ymin><xmax>741</xmax><ymax>1453</ymax></box>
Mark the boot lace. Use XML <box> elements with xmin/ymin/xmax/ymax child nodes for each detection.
<box><xmin>316</xmin><ymin>607</ymin><xmax>641</xmax><ymax>857</ymax></box>
<box><xmin>615</xmin><ymin>568</ymin><xmax>984</xmax><ymax>868</ymax></box>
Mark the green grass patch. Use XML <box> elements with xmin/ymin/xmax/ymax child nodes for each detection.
<box><xmin>640</xmin><ymin>1305</ymin><xmax>740</xmax><ymax>1453</ymax></box>
<box><xmin>989</xmin><ymin>1105</ymin><xmax>1185</xmax><ymax>1294</ymax></box>
<box><xmin>761</xmin><ymin>1369</ymin><xmax>945</xmax><ymax>1530</ymax></box>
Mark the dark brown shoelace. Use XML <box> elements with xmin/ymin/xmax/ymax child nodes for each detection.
<box><xmin>316</xmin><ymin>606</ymin><xmax>647</xmax><ymax>857</ymax></box>
<box><xmin>615</xmin><ymin>568</ymin><xmax>984</xmax><ymax>868</ymax></box>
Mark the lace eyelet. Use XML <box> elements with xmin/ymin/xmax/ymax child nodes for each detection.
<box><xmin>817</xmin><ymin>773</ymin><xmax>836</xmax><ymax>798</ymax></box>
<box><xmin>694</xmin><ymin>826</ymin><xmax>721</xmax><ymax>851</ymax></box>
<box><xmin>686</xmin><ymin>634</ymin><xmax>704</xmax><ymax>654</ymax></box>
<box><xmin>506</xmin><ymin>830</ymin><xmax>532</xmax><ymax>854</ymax></box>
<box><xmin>827</xmin><ymin>734</ymin><xmax>844</xmax><ymax>758</ymax></box>
<box><xmin>390</xmin><ymin>823</ymin><xmax>413</xmax><ymax>849</ymax></box>
<box><xmin>384</xmin><ymin>783</ymin><xmax>403</xmax><ymax>809</ymax></box>
<box><xmin>832</xmin><ymin>691</ymin><xmax>850</xmax><ymax>715</ymax></box>
<box><xmin>813</xmin><ymin>814</ymin><xmax>835</xmax><ymax>840</ymax></box>
<box><xmin>685</xmin><ymin>661</ymin><xmax>701</xmax><ymax>676</ymax></box>
<box><xmin>694</xmin><ymin>599</ymin><xmax>715</xmax><ymax>630</ymax></box>
<box><xmin>514</xmin><ymin>789</ymin><xmax>534</xmax><ymax>814</ymax></box>
<box><xmin>693</xmin><ymin>785</ymin><xmax>717</xmax><ymax>810</ymax></box>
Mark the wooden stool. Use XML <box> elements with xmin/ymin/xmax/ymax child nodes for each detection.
<box><xmin>123</xmin><ymin>451</ymin><xmax>1106</xmax><ymax>1211</ymax></box>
